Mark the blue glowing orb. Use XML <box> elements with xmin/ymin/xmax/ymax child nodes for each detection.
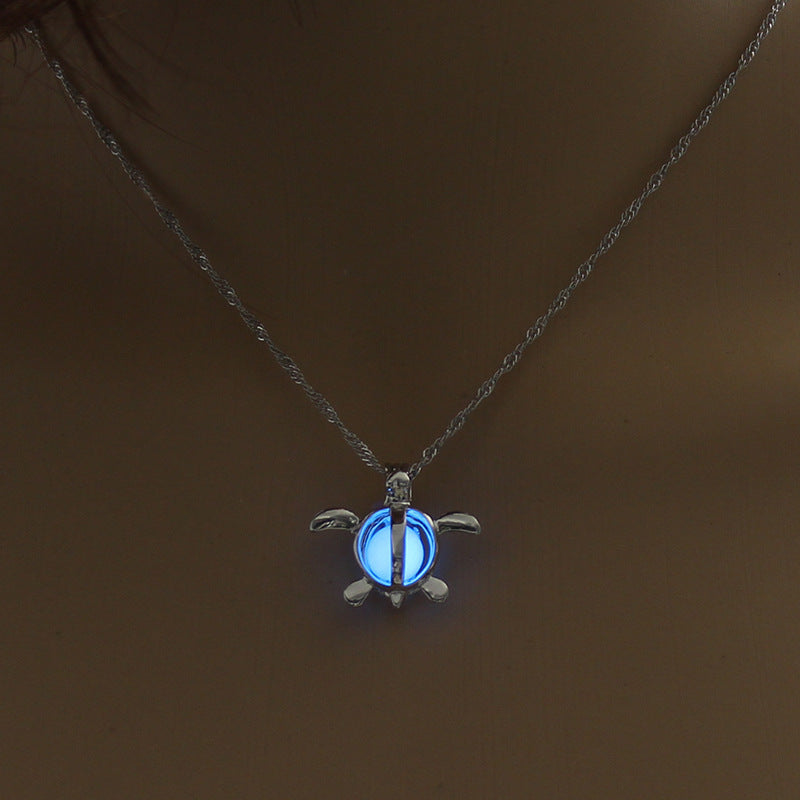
<box><xmin>355</xmin><ymin>508</ymin><xmax>437</xmax><ymax>588</ymax></box>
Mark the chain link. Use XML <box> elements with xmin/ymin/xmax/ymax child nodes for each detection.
<box><xmin>25</xmin><ymin>1</ymin><xmax>788</xmax><ymax>481</ymax></box>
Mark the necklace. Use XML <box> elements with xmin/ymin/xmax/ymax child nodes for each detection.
<box><xmin>25</xmin><ymin>2</ymin><xmax>787</xmax><ymax>607</ymax></box>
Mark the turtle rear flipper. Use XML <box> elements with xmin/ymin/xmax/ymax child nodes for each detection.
<box><xmin>420</xmin><ymin>576</ymin><xmax>449</xmax><ymax>602</ymax></box>
<box><xmin>344</xmin><ymin>578</ymin><xmax>372</xmax><ymax>606</ymax></box>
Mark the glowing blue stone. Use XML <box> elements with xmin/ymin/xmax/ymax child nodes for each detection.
<box><xmin>355</xmin><ymin>508</ymin><xmax>437</xmax><ymax>588</ymax></box>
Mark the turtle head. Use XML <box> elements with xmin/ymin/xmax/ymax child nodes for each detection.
<box><xmin>384</xmin><ymin>468</ymin><xmax>411</xmax><ymax>508</ymax></box>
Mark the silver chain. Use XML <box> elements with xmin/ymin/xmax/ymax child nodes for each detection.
<box><xmin>26</xmin><ymin>1</ymin><xmax>788</xmax><ymax>481</ymax></box>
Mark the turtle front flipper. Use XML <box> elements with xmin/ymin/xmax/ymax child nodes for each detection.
<box><xmin>310</xmin><ymin>508</ymin><xmax>360</xmax><ymax>532</ymax></box>
<box><xmin>435</xmin><ymin>512</ymin><xmax>481</xmax><ymax>536</ymax></box>
<box><xmin>344</xmin><ymin>577</ymin><xmax>373</xmax><ymax>606</ymax></box>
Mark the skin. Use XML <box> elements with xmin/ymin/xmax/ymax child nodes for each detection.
<box><xmin>2</xmin><ymin>3</ymin><xmax>800</xmax><ymax>798</ymax></box>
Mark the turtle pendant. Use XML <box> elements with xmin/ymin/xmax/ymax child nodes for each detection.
<box><xmin>310</xmin><ymin>469</ymin><xmax>480</xmax><ymax>608</ymax></box>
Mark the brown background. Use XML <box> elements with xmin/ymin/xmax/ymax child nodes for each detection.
<box><xmin>2</xmin><ymin>1</ymin><xmax>799</xmax><ymax>797</ymax></box>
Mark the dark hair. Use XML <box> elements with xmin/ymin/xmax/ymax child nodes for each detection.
<box><xmin>1</xmin><ymin>0</ymin><xmax>62</xmax><ymax>39</ymax></box>
<box><xmin>1</xmin><ymin>0</ymin><xmax>144</xmax><ymax>107</ymax></box>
